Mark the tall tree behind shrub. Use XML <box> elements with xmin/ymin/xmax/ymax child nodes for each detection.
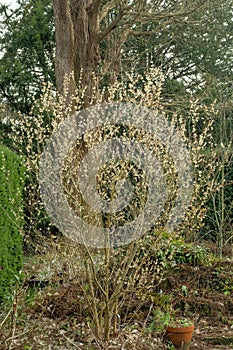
<box><xmin>0</xmin><ymin>145</ymin><xmax>25</xmax><ymax>299</ymax></box>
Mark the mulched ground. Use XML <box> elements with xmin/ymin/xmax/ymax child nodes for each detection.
<box><xmin>0</xmin><ymin>253</ymin><xmax>232</xmax><ymax>349</ymax></box>
<box><xmin>1</xmin><ymin>314</ymin><xmax>233</xmax><ymax>349</ymax></box>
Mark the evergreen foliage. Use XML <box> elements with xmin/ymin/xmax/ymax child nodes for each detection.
<box><xmin>0</xmin><ymin>145</ymin><xmax>25</xmax><ymax>299</ymax></box>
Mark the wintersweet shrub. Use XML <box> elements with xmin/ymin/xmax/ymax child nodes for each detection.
<box><xmin>0</xmin><ymin>145</ymin><xmax>25</xmax><ymax>300</ymax></box>
<box><xmin>9</xmin><ymin>67</ymin><xmax>219</xmax><ymax>340</ymax></box>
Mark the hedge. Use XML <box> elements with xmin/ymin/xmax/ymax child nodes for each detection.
<box><xmin>0</xmin><ymin>145</ymin><xmax>25</xmax><ymax>300</ymax></box>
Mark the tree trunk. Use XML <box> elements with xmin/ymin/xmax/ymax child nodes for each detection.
<box><xmin>52</xmin><ymin>0</ymin><xmax>76</xmax><ymax>106</ymax></box>
<box><xmin>53</xmin><ymin>0</ymin><xmax>210</xmax><ymax>108</ymax></box>
<box><xmin>52</xmin><ymin>0</ymin><xmax>101</xmax><ymax>107</ymax></box>
<box><xmin>70</xmin><ymin>0</ymin><xmax>101</xmax><ymax>106</ymax></box>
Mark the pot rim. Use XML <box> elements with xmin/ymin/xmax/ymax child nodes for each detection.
<box><xmin>166</xmin><ymin>324</ymin><xmax>194</xmax><ymax>333</ymax></box>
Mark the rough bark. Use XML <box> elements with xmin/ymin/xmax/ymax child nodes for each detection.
<box><xmin>52</xmin><ymin>0</ymin><xmax>101</xmax><ymax>107</ymax></box>
<box><xmin>70</xmin><ymin>0</ymin><xmax>101</xmax><ymax>106</ymax></box>
<box><xmin>52</xmin><ymin>0</ymin><xmax>76</xmax><ymax>105</ymax></box>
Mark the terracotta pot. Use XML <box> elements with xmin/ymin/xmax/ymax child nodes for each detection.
<box><xmin>166</xmin><ymin>324</ymin><xmax>194</xmax><ymax>349</ymax></box>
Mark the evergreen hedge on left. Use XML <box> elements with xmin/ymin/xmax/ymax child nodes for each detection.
<box><xmin>0</xmin><ymin>145</ymin><xmax>25</xmax><ymax>300</ymax></box>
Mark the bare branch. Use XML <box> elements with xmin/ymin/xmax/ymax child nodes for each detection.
<box><xmin>99</xmin><ymin>1</ymin><xmax>141</xmax><ymax>39</ymax></box>
<box><xmin>99</xmin><ymin>0</ymin><xmax>117</xmax><ymax>21</ymax></box>
<box><xmin>99</xmin><ymin>9</ymin><xmax>125</xmax><ymax>39</ymax></box>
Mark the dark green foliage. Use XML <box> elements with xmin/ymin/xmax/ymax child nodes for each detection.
<box><xmin>0</xmin><ymin>0</ymin><xmax>55</xmax><ymax>113</ymax></box>
<box><xmin>0</xmin><ymin>120</ymin><xmax>14</xmax><ymax>149</ymax></box>
<box><xmin>0</xmin><ymin>145</ymin><xmax>25</xmax><ymax>299</ymax></box>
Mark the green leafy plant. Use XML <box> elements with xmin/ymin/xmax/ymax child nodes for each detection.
<box><xmin>150</xmin><ymin>286</ymin><xmax>194</xmax><ymax>332</ymax></box>
<box><xmin>170</xmin><ymin>240</ymin><xmax>211</xmax><ymax>266</ymax></box>
<box><xmin>168</xmin><ymin>316</ymin><xmax>194</xmax><ymax>328</ymax></box>
<box><xmin>146</xmin><ymin>308</ymin><xmax>170</xmax><ymax>333</ymax></box>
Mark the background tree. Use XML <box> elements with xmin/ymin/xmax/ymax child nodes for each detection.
<box><xmin>52</xmin><ymin>0</ymin><xmax>233</xmax><ymax>106</ymax></box>
<box><xmin>1</xmin><ymin>0</ymin><xmax>232</xmax><ymax>113</ymax></box>
<box><xmin>0</xmin><ymin>0</ymin><xmax>54</xmax><ymax>113</ymax></box>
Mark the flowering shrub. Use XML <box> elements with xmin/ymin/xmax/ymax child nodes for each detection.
<box><xmin>8</xmin><ymin>67</ymin><xmax>220</xmax><ymax>339</ymax></box>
